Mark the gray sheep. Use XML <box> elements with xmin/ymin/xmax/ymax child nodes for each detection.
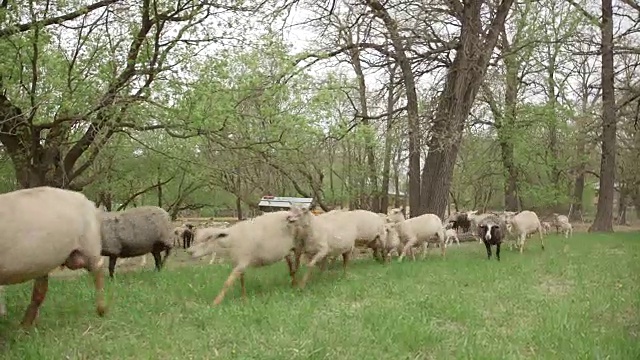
<box><xmin>0</xmin><ymin>187</ymin><xmax>106</xmax><ymax>328</ymax></box>
<box><xmin>100</xmin><ymin>206</ymin><xmax>174</xmax><ymax>278</ymax></box>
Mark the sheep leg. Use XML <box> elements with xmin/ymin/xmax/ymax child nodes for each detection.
<box><xmin>240</xmin><ymin>273</ymin><xmax>247</xmax><ymax>301</ymax></box>
<box><xmin>299</xmin><ymin>250</ymin><xmax>328</xmax><ymax>289</ymax></box>
<box><xmin>285</xmin><ymin>255</ymin><xmax>298</xmax><ymax>287</ymax></box>
<box><xmin>341</xmin><ymin>251</ymin><xmax>350</xmax><ymax>276</ymax></box>
<box><xmin>20</xmin><ymin>276</ymin><xmax>49</xmax><ymax>328</ymax></box>
<box><xmin>164</xmin><ymin>248</ymin><xmax>171</xmax><ymax>264</ymax></box>
<box><xmin>438</xmin><ymin>230</ymin><xmax>447</xmax><ymax>257</ymax></box>
<box><xmin>455</xmin><ymin>236</ymin><xmax>460</xmax><ymax>246</ymax></box>
<box><xmin>108</xmin><ymin>256</ymin><xmax>117</xmax><ymax>279</ymax></box>
<box><xmin>519</xmin><ymin>234</ymin><xmax>526</xmax><ymax>254</ymax></box>
<box><xmin>372</xmin><ymin>247</ymin><xmax>382</xmax><ymax>262</ymax></box>
<box><xmin>484</xmin><ymin>242</ymin><xmax>492</xmax><ymax>260</ymax></box>
<box><xmin>319</xmin><ymin>257</ymin><xmax>328</xmax><ymax>272</ymax></box>
<box><xmin>496</xmin><ymin>243</ymin><xmax>501</xmax><ymax>261</ymax></box>
<box><xmin>213</xmin><ymin>268</ymin><xmax>242</xmax><ymax>306</ymax></box>
<box><xmin>421</xmin><ymin>243</ymin><xmax>429</xmax><ymax>259</ymax></box>
<box><xmin>0</xmin><ymin>286</ymin><xmax>6</xmax><ymax>317</ymax></box>
<box><xmin>398</xmin><ymin>237</ymin><xmax>418</xmax><ymax>262</ymax></box>
<box><xmin>538</xmin><ymin>227</ymin><xmax>545</xmax><ymax>250</ymax></box>
<box><xmin>152</xmin><ymin>251</ymin><xmax>163</xmax><ymax>271</ymax></box>
<box><xmin>209</xmin><ymin>252</ymin><xmax>217</xmax><ymax>265</ymax></box>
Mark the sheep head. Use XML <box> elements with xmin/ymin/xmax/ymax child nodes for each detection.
<box><xmin>387</xmin><ymin>208</ymin><xmax>405</xmax><ymax>223</ymax></box>
<box><xmin>187</xmin><ymin>227</ymin><xmax>230</xmax><ymax>259</ymax></box>
<box><xmin>478</xmin><ymin>218</ymin><xmax>502</xmax><ymax>242</ymax></box>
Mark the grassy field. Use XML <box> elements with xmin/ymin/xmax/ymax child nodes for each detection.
<box><xmin>0</xmin><ymin>232</ymin><xmax>638</xmax><ymax>359</ymax></box>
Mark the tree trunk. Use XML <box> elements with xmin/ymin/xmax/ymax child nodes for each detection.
<box><xmin>590</xmin><ymin>0</ymin><xmax>616</xmax><ymax>232</ymax></box>
<box><xmin>348</xmin><ymin>45</ymin><xmax>378</xmax><ymax>213</ymax></box>
<box><xmin>236</xmin><ymin>195</ymin><xmax>243</xmax><ymax>220</ymax></box>
<box><xmin>157</xmin><ymin>171</ymin><xmax>163</xmax><ymax>208</ymax></box>
<box><xmin>365</xmin><ymin>0</ymin><xmax>420</xmax><ymax>217</ymax></box>
<box><xmin>496</xmin><ymin>32</ymin><xmax>520</xmax><ymax>211</ymax></box>
<box><xmin>570</xmin><ymin>171</ymin><xmax>585</xmax><ymax>221</ymax></box>
<box><xmin>420</xmin><ymin>0</ymin><xmax>515</xmax><ymax>219</ymax></box>
<box><xmin>393</xmin><ymin>140</ymin><xmax>402</xmax><ymax>208</ymax></box>
<box><xmin>380</xmin><ymin>64</ymin><xmax>397</xmax><ymax>214</ymax></box>
<box><xmin>617</xmin><ymin>187</ymin><xmax>627</xmax><ymax>225</ymax></box>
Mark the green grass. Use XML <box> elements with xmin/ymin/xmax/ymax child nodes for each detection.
<box><xmin>0</xmin><ymin>233</ymin><xmax>639</xmax><ymax>360</ymax></box>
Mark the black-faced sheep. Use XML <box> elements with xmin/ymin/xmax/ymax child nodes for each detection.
<box><xmin>446</xmin><ymin>212</ymin><xmax>472</xmax><ymax>233</ymax></box>
<box><xmin>477</xmin><ymin>215</ymin><xmax>505</xmax><ymax>261</ymax></box>
<box><xmin>0</xmin><ymin>187</ymin><xmax>106</xmax><ymax>328</ymax></box>
<box><xmin>100</xmin><ymin>206</ymin><xmax>174</xmax><ymax>278</ymax></box>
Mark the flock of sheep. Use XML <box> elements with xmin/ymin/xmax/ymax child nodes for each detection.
<box><xmin>0</xmin><ymin>186</ymin><xmax>574</xmax><ymax>329</ymax></box>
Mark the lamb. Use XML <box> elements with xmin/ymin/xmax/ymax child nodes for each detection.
<box><xmin>386</xmin><ymin>208</ymin><xmax>446</xmax><ymax>262</ymax></box>
<box><xmin>444</xmin><ymin>228</ymin><xmax>460</xmax><ymax>247</ymax></box>
<box><xmin>552</xmin><ymin>214</ymin><xmax>573</xmax><ymax>238</ymax></box>
<box><xmin>380</xmin><ymin>223</ymin><xmax>401</xmax><ymax>262</ymax></box>
<box><xmin>541</xmin><ymin>221</ymin><xmax>552</xmax><ymax>234</ymax></box>
<box><xmin>186</xmin><ymin>207</ymin><xmax>307</xmax><ymax>305</ymax></box>
<box><xmin>505</xmin><ymin>210</ymin><xmax>545</xmax><ymax>253</ymax></box>
<box><xmin>100</xmin><ymin>206</ymin><xmax>174</xmax><ymax>278</ymax></box>
<box><xmin>173</xmin><ymin>223</ymin><xmax>195</xmax><ymax>249</ymax></box>
<box><xmin>0</xmin><ymin>186</ymin><xmax>106</xmax><ymax>327</ymax></box>
<box><xmin>476</xmin><ymin>215</ymin><xmax>506</xmax><ymax>260</ymax></box>
<box><xmin>293</xmin><ymin>207</ymin><xmax>357</xmax><ymax>287</ymax></box>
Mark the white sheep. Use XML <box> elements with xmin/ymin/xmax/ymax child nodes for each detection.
<box><xmin>505</xmin><ymin>210</ymin><xmax>545</xmax><ymax>253</ymax></box>
<box><xmin>552</xmin><ymin>214</ymin><xmax>573</xmax><ymax>238</ymax></box>
<box><xmin>186</xmin><ymin>207</ymin><xmax>307</xmax><ymax>305</ymax></box>
<box><xmin>0</xmin><ymin>186</ymin><xmax>107</xmax><ymax>327</ymax></box>
<box><xmin>380</xmin><ymin>223</ymin><xmax>401</xmax><ymax>262</ymax></box>
<box><xmin>387</xmin><ymin>208</ymin><xmax>446</xmax><ymax>262</ymax></box>
<box><xmin>444</xmin><ymin>228</ymin><xmax>460</xmax><ymax>247</ymax></box>
<box><xmin>320</xmin><ymin>209</ymin><xmax>387</xmax><ymax>262</ymax></box>
<box><xmin>541</xmin><ymin>221</ymin><xmax>552</xmax><ymax>234</ymax></box>
<box><xmin>293</xmin><ymin>207</ymin><xmax>360</xmax><ymax>287</ymax></box>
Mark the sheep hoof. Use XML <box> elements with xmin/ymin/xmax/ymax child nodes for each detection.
<box><xmin>96</xmin><ymin>305</ymin><xmax>107</xmax><ymax>317</ymax></box>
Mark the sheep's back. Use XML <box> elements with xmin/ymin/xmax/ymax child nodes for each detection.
<box><xmin>311</xmin><ymin>215</ymin><xmax>357</xmax><ymax>255</ymax></box>
<box><xmin>403</xmin><ymin>213</ymin><xmax>443</xmax><ymax>240</ymax></box>
<box><xmin>227</xmin><ymin>211</ymin><xmax>298</xmax><ymax>266</ymax></box>
<box><xmin>511</xmin><ymin>211</ymin><xmax>541</xmax><ymax>234</ymax></box>
<box><xmin>101</xmin><ymin>206</ymin><xmax>172</xmax><ymax>255</ymax></box>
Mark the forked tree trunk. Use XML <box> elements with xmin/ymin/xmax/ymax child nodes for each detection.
<box><xmin>420</xmin><ymin>0</ymin><xmax>515</xmax><ymax>219</ymax></box>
